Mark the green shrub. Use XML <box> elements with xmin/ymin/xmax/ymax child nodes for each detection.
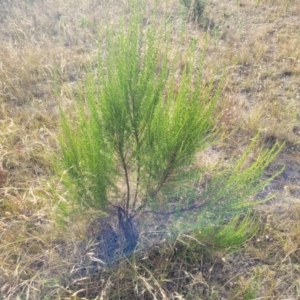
<box><xmin>56</xmin><ymin>1</ymin><xmax>283</xmax><ymax>248</ymax></box>
<box><xmin>57</xmin><ymin>6</ymin><xmax>218</xmax><ymax>216</ymax></box>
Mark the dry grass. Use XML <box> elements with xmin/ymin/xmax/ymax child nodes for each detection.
<box><xmin>0</xmin><ymin>0</ymin><xmax>300</xmax><ymax>299</ymax></box>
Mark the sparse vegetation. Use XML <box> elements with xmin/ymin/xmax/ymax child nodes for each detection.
<box><xmin>180</xmin><ymin>0</ymin><xmax>206</xmax><ymax>22</ymax></box>
<box><xmin>0</xmin><ymin>0</ymin><xmax>300</xmax><ymax>299</ymax></box>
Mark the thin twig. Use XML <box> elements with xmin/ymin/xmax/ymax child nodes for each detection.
<box><xmin>119</xmin><ymin>146</ymin><xmax>130</xmax><ymax>218</ymax></box>
<box><xmin>139</xmin><ymin>201</ymin><xmax>207</xmax><ymax>217</ymax></box>
<box><xmin>132</xmin><ymin>165</ymin><xmax>140</xmax><ymax>210</ymax></box>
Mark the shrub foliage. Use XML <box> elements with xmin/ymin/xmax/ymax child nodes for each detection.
<box><xmin>58</xmin><ymin>10</ymin><xmax>218</xmax><ymax>215</ymax></box>
<box><xmin>57</xmin><ymin>2</ymin><xmax>283</xmax><ymax>242</ymax></box>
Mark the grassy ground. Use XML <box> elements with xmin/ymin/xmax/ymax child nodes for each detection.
<box><xmin>0</xmin><ymin>0</ymin><xmax>300</xmax><ymax>299</ymax></box>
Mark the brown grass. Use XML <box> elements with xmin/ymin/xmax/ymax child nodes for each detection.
<box><xmin>0</xmin><ymin>0</ymin><xmax>300</xmax><ymax>299</ymax></box>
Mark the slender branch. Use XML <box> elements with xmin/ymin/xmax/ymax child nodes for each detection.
<box><xmin>132</xmin><ymin>165</ymin><xmax>140</xmax><ymax>209</ymax></box>
<box><xmin>132</xmin><ymin>114</ymin><xmax>140</xmax><ymax>210</ymax></box>
<box><xmin>149</xmin><ymin>150</ymin><xmax>178</xmax><ymax>199</ymax></box>
<box><xmin>118</xmin><ymin>143</ymin><xmax>130</xmax><ymax>218</ymax></box>
<box><xmin>142</xmin><ymin>201</ymin><xmax>207</xmax><ymax>217</ymax></box>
